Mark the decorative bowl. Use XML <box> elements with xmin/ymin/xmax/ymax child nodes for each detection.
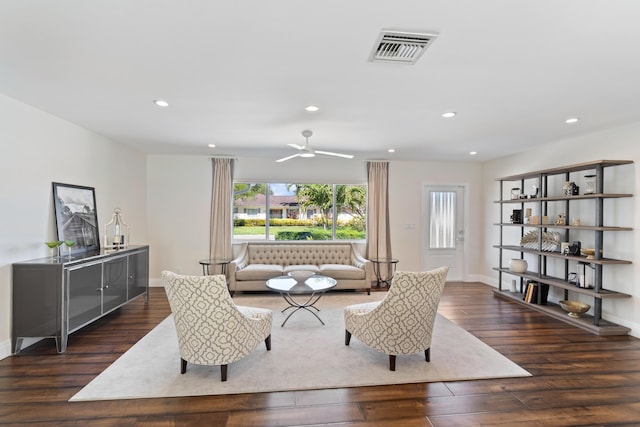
<box><xmin>287</xmin><ymin>270</ymin><xmax>315</xmax><ymax>280</ymax></box>
<box><xmin>559</xmin><ymin>300</ymin><xmax>591</xmax><ymax>318</ymax></box>
<box><xmin>508</xmin><ymin>258</ymin><xmax>528</xmax><ymax>273</ymax></box>
<box><xmin>581</xmin><ymin>248</ymin><xmax>599</xmax><ymax>259</ymax></box>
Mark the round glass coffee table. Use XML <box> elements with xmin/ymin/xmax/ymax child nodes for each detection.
<box><xmin>266</xmin><ymin>274</ymin><xmax>337</xmax><ymax>326</ymax></box>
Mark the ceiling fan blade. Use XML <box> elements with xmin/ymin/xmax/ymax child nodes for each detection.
<box><xmin>288</xmin><ymin>143</ymin><xmax>305</xmax><ymax>150</ymax></box>
<box><xmin>315</xmin><ymin>150</ymin><xmax>354</xmax><ymax>159</ymax></box>
<box><xmin>275</xmin><ymin>153</ymin><xmax>301</xmax><ymax>162</ymax></box>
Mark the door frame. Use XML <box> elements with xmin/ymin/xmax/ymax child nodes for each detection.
<box><xmin>421</xmin><ymin>183</ymin><xmax>469</xmax><ymax>281</ymax></box>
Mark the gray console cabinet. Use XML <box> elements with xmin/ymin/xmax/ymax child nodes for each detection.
<box><xmin>12</xmin><ymin>245</ymin><xmax>149</xmax><ymax>353</ymax></box>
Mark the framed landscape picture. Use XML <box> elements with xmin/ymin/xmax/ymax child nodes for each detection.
<box><xmin>52</xmin><ymin>182</ymin><xmax>100</xmax><ymax>252</ymax></box>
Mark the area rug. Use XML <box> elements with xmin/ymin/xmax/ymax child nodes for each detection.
<box><xmin>70</xmin><ymin>293</ymin><xmax>530</xmax><ymax>401</ymax></box>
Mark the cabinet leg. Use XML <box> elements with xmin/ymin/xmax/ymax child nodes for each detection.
<box><xmin>56</xmin><ymin>335</ymin><xmax>67</xmax><ymax>353</ymax></box>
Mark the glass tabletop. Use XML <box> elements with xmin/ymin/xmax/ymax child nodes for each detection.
<box><xmin>266</xmin><ymin>275</ymin><xmax>337</xmax><ymax>294</ymax></box>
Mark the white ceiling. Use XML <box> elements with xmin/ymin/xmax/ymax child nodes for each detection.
<box><xmin>2</xmin><ymin>1</ymin><xmax>640</xmax><ymax>162</ymax></box>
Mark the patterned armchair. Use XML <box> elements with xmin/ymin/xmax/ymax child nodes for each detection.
<box><xmin>344</xmin><ymin>267</ymin><xmax>449</xmax><ymax>371</ymax></box>
<box><xmin>161</xmin><ymin>271</ymin><xmax>272</xmax><ymax>381</ymax></box>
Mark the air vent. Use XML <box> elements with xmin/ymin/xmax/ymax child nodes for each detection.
<box><xmin>368</xmin><ymin>30</ymin><xmax>438</xmax><ymax>64</ymax></box>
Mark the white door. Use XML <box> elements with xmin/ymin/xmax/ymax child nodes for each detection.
<box><xmin>422</xmin><ymin>185</ymin><xmax>465</xmax><ymax>281</ymax></box>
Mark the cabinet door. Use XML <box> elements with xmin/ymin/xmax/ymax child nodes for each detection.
<box><xmin>67</xmin><ymin>262</ymin><xmax>102</xmax><ymax>332</ymax></box>
<box><xmin>103</xmin><ymin>256</ymin><xmax>128</xmax><ymax>312</ymax></box>
<box><xmin>128</xmin><ymin>250</ymin><xmax>148</xmax><ymax>299</ymax></box>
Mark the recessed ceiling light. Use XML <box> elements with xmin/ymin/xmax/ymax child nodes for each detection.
<box><xmin>442</xmin><ymin>112</ymin><xmax>456</xmax><ymax>118</ymax></box>
<box><xmin>565</xmin><ymin>117</ymin><xmax>580</xmax><ymax>124</ymax></box>
<box><xmin>469</xmin><ymin>151</ymin><xmax>477</xmax><ymax>156</ymax></box>
<box><xmin>154</xmin><ymin>99</ymin><xmax>169</xmax><ymax>107</ymax></box>
<box><xmin>305</xmin><ymin>105</ymin><xmax>319</xmax><ymax>112</ymax></box>
<box><xmin>388</xmin><ymin>148</ymin><xmax>395</xmax><ymax>153</ymax></box>
<box><xmin>208</xmin><ymin>144</ymin><xmax>216</xmax><ymax>148</ymax></box>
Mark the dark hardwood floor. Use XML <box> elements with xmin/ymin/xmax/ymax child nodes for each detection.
<box><xmin>2</xmin><ymin>282</ymin><xmax>640</xmax><ymax>426</ymax></box>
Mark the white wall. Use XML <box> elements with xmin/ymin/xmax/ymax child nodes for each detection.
<box><xmin>0</xmin><ymin>94</ymin><xmax>148</xmax><ymax>359</ymax></box>
<box><xmin>480</xmin><ymin>122</ymin><xmax>640</xmax><ymax>337</ymax></box>
<box><xmin>388</xmin><ymin>161</ymin><xmax>484</xmax><ymax>278</ymax></box>
<box><xmin>146</xmin><ymin>155</ymin><xmax>485</xmax><ymax>284</ymax></box>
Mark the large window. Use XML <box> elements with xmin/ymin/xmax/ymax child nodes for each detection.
<box><xmin>233</xmin><ymin>182</ymin><xmax>366</xmax><ymax>241</ymax></box>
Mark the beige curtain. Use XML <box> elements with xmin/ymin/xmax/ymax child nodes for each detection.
<box><xmin>366</xmin><ymin>161</ymin><xmax>392</xmax><ymax>269</ymax></box>
<box><xmin>209</xmin><ymin>157</ymin><xmax>234</xmax><ymax>273</ymax></box>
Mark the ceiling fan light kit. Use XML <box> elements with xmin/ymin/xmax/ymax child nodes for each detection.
<box><xmin>275</xmin><ymin>130</ymin><xmax>353</xmax><ymax>162</ymax></box>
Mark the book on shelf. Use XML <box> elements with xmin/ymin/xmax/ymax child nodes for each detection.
<box><xmin>523</xmin><ymin>281</ymin><xmax>549</xmax><ymax>305</ymax></box>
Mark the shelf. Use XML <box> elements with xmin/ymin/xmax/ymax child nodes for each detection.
<box><xmin>495</xmin><ymin>245</ymin><xmax>632</xmax><ymax>265</ymax></box>
<box><xmin>495</xmin><ymin>193</ymin><xmax>633</xmax><ymax>203</ymax></box>
<box><xmin>495</xmin><ymin>160</ymin><xmax>633</xmax><ymax>182</ymax></box>
<box><xmin>493</xmin><ymin>290</ymin><xmax>631</xmax><ymax>336</ymax></box>
<box><xmin>493</xmin><ymin>267</ymin><xmax>631</xmax><ymax>298</ymax></box>
<box><xmin>495</xmin><ymin>160</ymin><xmax>633</xmax><ymax>335</ymax></box>
<box><xmin>494</xmin><ymin>223</ymin><xmax>632</xmax><ymax>231</ymax></box>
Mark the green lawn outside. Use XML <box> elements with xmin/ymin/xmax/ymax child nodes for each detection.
<box><xmin>233</xmin><ymin>225</ymin><xmax>365</xmax><ymax>239</ymax></box>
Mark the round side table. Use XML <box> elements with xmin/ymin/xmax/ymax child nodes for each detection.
<box><xmin>369</xmin><ymin>258</ymin><xmax>399</xmax><ymax>288</ymax></box>
<box><xmin>199</xmin><ymin>259</ymin><xmax>231</xmax><ymax>276</ymax></box>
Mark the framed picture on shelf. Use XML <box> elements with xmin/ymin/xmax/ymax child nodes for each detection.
<box><xmin>52</xmin><ymin>182</ymin><xmax>100</xmax><ymax>253</ymax></box>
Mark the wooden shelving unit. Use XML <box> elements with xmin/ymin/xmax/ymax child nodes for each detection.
<box><xmin>493</xmin><ymin>160</ymin><xmax>633</xmax><ymax>335</ymax></box>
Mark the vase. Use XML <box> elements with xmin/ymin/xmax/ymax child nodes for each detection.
<box><xmin>509</xmin><ymin>258</ymin><xmax>528</xmax><ymax>273</ymax></box>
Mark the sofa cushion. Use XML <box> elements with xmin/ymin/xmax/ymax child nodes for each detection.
<box><xmin>319</xmin><ymin>264</ymin><xmax>365</xmax><ymax>280</ymax></box>
<box><xmin>236</xmin><ymin>264</ymin><xmax>284</xmax><ymax>281</ymax></box>
<box><xmin>283</xmin><ymin>264</ymin><xmax>321</xmax><ymax>274</ymax></box>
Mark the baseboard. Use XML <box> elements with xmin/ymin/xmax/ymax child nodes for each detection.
<box><xmin>0</xmin><ymin>339</ymin><xmax>11</xmax><ymax>361</ymax></box>
<box><xmin>149</xmin><ymin>277</ymin><xmax>164</xmax><ymax>287</ymax></box>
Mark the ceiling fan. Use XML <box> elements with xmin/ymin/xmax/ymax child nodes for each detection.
<box><xmin>275</xmin><ymin>130</ymin><xmax>354</xmax><ymax>162</ymax></box>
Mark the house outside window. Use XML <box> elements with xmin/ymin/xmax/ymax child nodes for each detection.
<box><xmin>233</xmin><ymin>182</ymin><xmax>366</xmax><ymax>241</ymax></box>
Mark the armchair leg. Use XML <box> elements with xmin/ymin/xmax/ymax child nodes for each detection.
<box><xmin>180</xmin><ymin>358</ymin><xmax>187</xmax><ymax>374</ymax></box>
<box><xmin>389</xmin><ymin>355</ymin><xmax>396</xmax><ymax>371</ymax></box>
<box><xmin>425</xmin><ymin>348</ymin><xmax>430</xmax><ymax>363</ymax></box>
<box><xmin>345</xmin><ymin>330</ymin><xmax>352</xmax><ymax>345</ymax></box>
<box><xmin>221</xmin><ymin>364</ymin><xmax>228</xmax><ymax>382</ymax></box>
<box><xmin>265</xmin><ymin>334</ymin><xmax>271</xmax><ymax>351</ymax></box>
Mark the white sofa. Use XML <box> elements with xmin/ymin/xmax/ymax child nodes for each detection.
<box><xmin>227</xmin><ymin>242</ymin><xmax>373</xmax><ymax>294</ymax></box>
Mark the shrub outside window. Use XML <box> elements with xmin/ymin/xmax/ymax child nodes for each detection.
<box><xmin>233</xmin><ymin>183</ymin><xmax>366</xmax><ymax>241</ymax></box>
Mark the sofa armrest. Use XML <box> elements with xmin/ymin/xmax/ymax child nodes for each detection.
<box><xmin>350</xmin><ymin>244</ymin><xmax>374</xmax><ymax>287</ymax></box>
<box><xmin>228</xmin><ymin>242</ymin><xmax>248</xmax><ymax>291</ymax></box>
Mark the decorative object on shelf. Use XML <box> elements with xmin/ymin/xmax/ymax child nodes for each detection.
<box><xmin>45</xmin><ymin>241</ymin><xmax>63</xmax><ymax>259</ymax></box>
<box><xmin>529</xmin><ymin>185</ymin><xmax>539</xmax><ymax>198</ymax></box>
<box><xmin>571</xmin><ymin>217</ymin><xmax>581</xmax><ymax>226</ymax></box>
<box><xmin>580</xmin><ymin>248</ymin><xmax>600</xmax><ymax>260</ymax></box>
<box><xmin>584</xmin><ymin>174</ymin><xmax>596</xmax><ymax>194</ymax></box>
<box><xmin>508</xmin><ymin>258</ymin><xmax>528</xmax><ymax>273</ymax></box>
<box><xmin>563</xmin><ymin>181</ymin><xmax>579</xmax><ymax>196</ymax></box>
<box><xmin>568</xmin><ymin>241</ymin><xmax>581</xmax><ymax>256</ymax></box>
<box><xmin>576</xmin><ymin>261</ymin><xmax>595</xmax><ymax>288</ymax></box>
<box><xmin>510</xmin><ymin>209</ymin><xmax>522</xmax><ymax>224</ymax></box>
<box><xmin>553</xmin><ymin>213</ymin><xmax>566</xmax><ymax>225</ymax></box>
<box><xmin>529</xmin><ymin>215</ymin><xmax>539</xmax><ymax>225</ymax></box>
<box><xmin>52</xmin><ymin>182</ymin><xmax>100</xmax><ymax>252</ymax></box>
<box><xmin>520</xmin><ymin>230</ymin><xmax>561</xmax><ymax>251</ymax></box>
<box><xmin>510</xmin><ymin>188</ymin><xmax>520</xmax><ymax>200</ymax></box>
<box><xmin>561</xmin><ymin>242</ymin><xmax>570</xmax><ymax>254</ymax></box>
<box><xmin>559</xmin><ymin>300</ymin><xmax>591</xmax><ymax>318</ymax></box>
<box><xmin>104</xmin><ymin>208</ymin><xmax>129</xmax><ymax>250</ymax></box>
